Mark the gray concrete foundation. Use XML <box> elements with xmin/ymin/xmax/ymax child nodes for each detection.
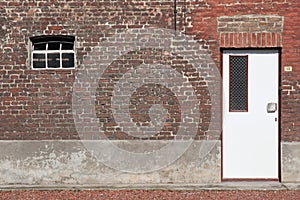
<box><xmin>0</xmin><ymin>140</ymin><xmax>221</xmax><ymax>186</ymax></box>
<box><xmin>281</xmin><ymin>142</ymin><xmax>300</xmax><ymax>183</ymax></box>
<box><xmin>0</xmin><ymin>140</ymin><xmax>298</xmax><ymax>187</ymax></box>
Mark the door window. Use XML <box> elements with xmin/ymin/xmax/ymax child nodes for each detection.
<box><xmin>229</xmin><ymin>55</ymin><xmax>248</xmax><ymax>112</ymax></box>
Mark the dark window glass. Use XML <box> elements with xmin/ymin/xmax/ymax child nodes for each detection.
<box><xmin>30</xmin><ymin>36</ymin><xmax>75</xmax><ymax>69</ymax></box>
<box><xmin>34</xmin><ymin>43</ymin><xmax>46</xmax><ymax>50</ymax></box>
<box><xmin>229</xmin><ymin>56</ymin><xmax>248</xmax><ymax>111</ymax></box>
<box><xmin>62</xmin><ymin>53</ymin><xmax>74</xmax><ymax>68</ymax></box>
<box><xmin>32</xmin><ymin>53</ymin><xmax>46</xmax><ymax>68</ymax></box>
<box><xmin>61</xmin><ymin>43</ymin><xmax>74</xmax><ymax>50</ymax></box>
<box><xmin>47</xmin><ymin>53</ymin><xmax>60</xmax><ymax>68</ymax></box>
<box><xmin>48</xmin><ymin>42</ymin><xmax>60</xmax><ymax>50</ymax></box>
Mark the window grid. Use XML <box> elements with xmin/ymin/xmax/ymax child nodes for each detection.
<box><xmin>31</xmin><ymin>40</ymin><xmax>75</xmax><ymax>69</ymax></box>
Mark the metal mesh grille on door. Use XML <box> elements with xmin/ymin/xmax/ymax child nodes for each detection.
<box><xmin>229</xmin><ymin>55</ymin><xmax>248</xmax><ymax>112</ymax></box>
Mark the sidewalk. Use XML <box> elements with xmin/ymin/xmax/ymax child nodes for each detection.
<box><xmin>0</xmin><ymin>182</ymin><xmax>299</xmax><ymax>191</ymax></box>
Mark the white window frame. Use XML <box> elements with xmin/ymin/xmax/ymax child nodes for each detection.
<box><xmin>30</xmin><ymin>36</ymin><xmax>76</xmax><ymax>70</ymax></box>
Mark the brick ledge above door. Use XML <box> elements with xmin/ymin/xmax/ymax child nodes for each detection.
<box><xmin>217</xmin><ymin>15</ymin><xmax>284</xmax><ymax>48</ymax></box>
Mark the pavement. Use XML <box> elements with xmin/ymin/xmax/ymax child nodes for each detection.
<box><xmin>0</xmin><ymin>182</ymin><xmax>299</xmax><ymax>191</ymax></box>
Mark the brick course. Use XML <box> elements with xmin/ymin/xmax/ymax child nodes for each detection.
<box><xmin>0</xmin><ymin>0</ymin><xmax>299</xmax><ymax>141</ymax></box>
<box><xmin>218</xmin><ymin>15</ymin><xmax>284</xmax><ymax>47</ymax></box>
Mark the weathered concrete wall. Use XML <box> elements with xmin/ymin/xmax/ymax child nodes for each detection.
<box><xmin>0</xmin><ymin>140</ymin><xmax>221</xmax><ymax>186</ymax></box>
<box><xmin>281</xmin><ymin>142</ymin><xmax>300</xmax><ymax>183</ymax></box>
<box><xmin>0</xmin><ymin>141</ymin><xmax>299</xmax><ymax>186</ymax></box>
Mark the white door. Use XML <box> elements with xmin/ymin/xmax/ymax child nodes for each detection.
<box><xmin>222</xmin><ymin>49</ymin><xmax>279</xmax><ymax>180</ymax></box>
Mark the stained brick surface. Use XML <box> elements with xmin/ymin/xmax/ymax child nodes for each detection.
<box><xmin>0</xmin><ymin>0</ymin><xmax>299</xmax><ymax>141</ymax></box>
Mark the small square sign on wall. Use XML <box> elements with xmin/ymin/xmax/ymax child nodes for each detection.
<box><xmin>284</xmin><ymin>66</ymin><xmax>293</xmax><ymax>72</ymax></box>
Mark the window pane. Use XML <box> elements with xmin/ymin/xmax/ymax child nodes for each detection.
<box><xmin>48</xmin><ymin>42</ymin><xmax>60</xmax><ymax>50</ymax></box>
<box><xmin>47</xmin><ymin>53</ymin><xmax>60</xmax><ymax>68</ymax></box>
<box><xmin>34</xmin><ymin>43</ymin><xmax>46</xmax><ymax>50</ymax></box>
<box><xmin>61</xmin><ymin>42</ymin><xmax>74</xmax><ymax>50</ymax></box>
<box><xmin>62</xmin><ymin>53</ymin><xmax>74</xmax><ymax>68</ymax></box>
<box><xmin>229</xmin><ymin>56</ymin><xmax>248</xmax><ymax>112</ymax></box>
<box><xmin>30</xmin><ymin>36</ymin><xmax>76</xmax><ymax>69</ymax></box>
<box><xmin>32</xmin><ymin>53</ymin><xmax>46</xmax><ymax>68</ymax></box>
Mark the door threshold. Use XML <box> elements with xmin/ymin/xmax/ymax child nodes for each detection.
<box><xmin>219</xmin><ymin>181</ymin><xmax>283</xmax><ymax>190</ymax></box>
<box><xmin>222</xmin><ymin>178</ymin><xmax>279</xmax><ymax>182</ymax></box>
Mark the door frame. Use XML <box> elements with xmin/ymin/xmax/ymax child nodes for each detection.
<box><xmin>220</xmin><ymin>47</ymin><xmax>282</xmax><ymax>182</ymax></box>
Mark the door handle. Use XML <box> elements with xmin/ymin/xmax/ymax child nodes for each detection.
<box><xmin>267</xmin><ymin>103</ymin><xmax>277</xmax><ymax>113</ymax></box>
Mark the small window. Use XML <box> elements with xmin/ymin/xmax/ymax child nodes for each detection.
<box><xmin>30</xmin><ymin>35</ymin><xmax>75</xmax><ymax>69</ymax></box>
<box><xmin>229</xmin><ymin>55</ymin><xmax>248</xmax><ymax>112</ymax></box>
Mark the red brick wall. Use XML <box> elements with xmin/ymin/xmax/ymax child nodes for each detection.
<box><xmin>0</xmin><ymin>0</ymin><xmax>299</xmax><ymax>141</ymax></box>
<box><xmin>188</xmin><ymin>0</ymin><xmax>300</xmax><ymax>141</ymax></box>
